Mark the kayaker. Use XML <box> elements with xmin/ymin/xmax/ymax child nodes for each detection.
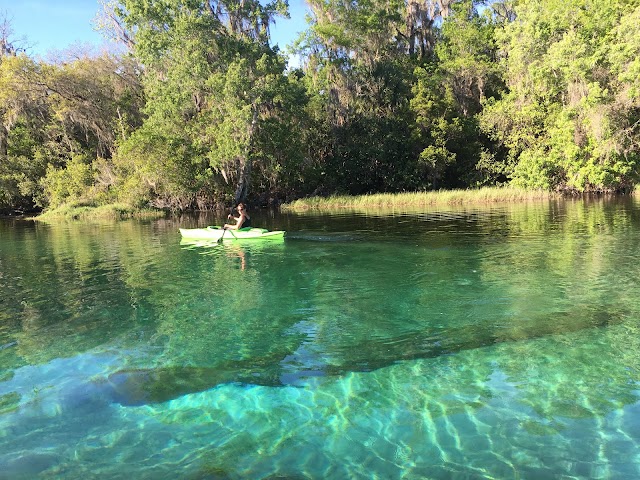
<box><xmin>223</xmin><ymin>203</ymin><xmax>252</xmax><ymax>230</ymax></box>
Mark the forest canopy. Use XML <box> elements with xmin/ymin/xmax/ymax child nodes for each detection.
<box><xmin>1</xmin><ymin>0</ymin><xmax>639</xmax><ymax>214</ymax></box>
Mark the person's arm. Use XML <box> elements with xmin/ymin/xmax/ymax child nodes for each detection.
<box><xmin>224</xmin><ymin>213</ymin><xmax>245</xmax><ymax>230</ymax></box>
<box><xmin>235</xmin><ymin>213</ymin><xmax>246</xmax><ymax>229</ymax></box>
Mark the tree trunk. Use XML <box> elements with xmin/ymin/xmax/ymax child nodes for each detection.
<box><xmin>0</xmin><ymin>123</ymin><xmax>8</xmax><ymax>158</ymax></box>
<box><xmin>234</xmin><ymin>107</ymin><xmax>258</xmax><ymax>204</ymax></box>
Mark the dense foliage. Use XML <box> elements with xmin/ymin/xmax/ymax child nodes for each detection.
<box><xmin>1</xmin><ymin>0</ymin><xmax>640</xmax><ymax>214</ymax></box>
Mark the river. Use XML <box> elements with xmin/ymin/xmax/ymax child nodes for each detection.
<box><xmin>1</xmin><ymin>197</ymin><xmax>640</xmax><ymax>478</ymax></box>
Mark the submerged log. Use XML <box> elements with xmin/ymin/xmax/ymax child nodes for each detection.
<box><xmin>100</xmin><ymin>307</ymin><xmax>627</xmax><ymax>406</ymax></box>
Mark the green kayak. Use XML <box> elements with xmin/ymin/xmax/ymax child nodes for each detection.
<box><xmin>179</xmin><ymin>226</ymin><xmax>286</xmax><ymax>241</ymax></box>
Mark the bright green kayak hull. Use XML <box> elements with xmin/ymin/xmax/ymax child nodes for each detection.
<box><xmin>179</xmin><ymin>226</ymin><xmax>285</xmax><ymax>241</ymax></box>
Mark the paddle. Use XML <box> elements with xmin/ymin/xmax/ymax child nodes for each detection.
<box><xmin>217</xmin><ymin>226</ymin><xmax>227</xmax><ymax>244</ymax></box>
<box><xmin>218</xmin><ymin>211</ymin><xmax>236</xmax><ymax>243</ymax></box>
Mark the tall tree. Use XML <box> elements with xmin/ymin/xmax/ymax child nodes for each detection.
<box><xmin>37</xmin><ymin>52</ymin><xmax>145</xmax><ymax>208</ymax></box>
<box><xmin>411</xmin><ymin>0</ymin><xmax>506</xmax><ymax>188</ymax></box>
<box><xmin>0</xmin><ymin>49</ymin><xmax>50</xmax><ymax>212</ymax></box>
<box><xmin>482</xmin><ymin>0</ymin><xmax>640</xmax><ymax>192</ymax></box>
<box><xmin>298</xmin><ymin>0</ymin><xmax>429</xmax><ymax>194</ymax></box>
<box><xmin>0</xmin><ymin>25</ymin><xmax>144</xmax><ymax>212</ymax></box>
<box><xmin>112</xmin><ymin>0</ymin><xmax>301</xmax><ymax>208</ymax></box>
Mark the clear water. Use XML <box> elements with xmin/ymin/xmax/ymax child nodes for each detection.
<box><xmin>1</xmin><ymin>198</ymin><xmax>640</xmax><ymax>479</ymax></box>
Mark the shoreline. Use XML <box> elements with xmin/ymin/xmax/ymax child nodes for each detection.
<box><xmin>19</xmin><ymin>187</ymin><xmax>639</xmax><ymax>221</ymax></box>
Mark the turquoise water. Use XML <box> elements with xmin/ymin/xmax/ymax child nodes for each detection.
<box><xmin>1</xmin><ymin>198</ymin><xmax>640</xmax><ymax>478</ymax></box>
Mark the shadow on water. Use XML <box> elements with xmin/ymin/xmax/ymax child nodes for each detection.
<box><xmin>101</xmin><ymin>306</ymin><xmax>627</xmax><ymax>406</ymax></box>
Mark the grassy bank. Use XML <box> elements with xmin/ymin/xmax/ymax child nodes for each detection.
<box><xmin>281</xmin><ymin>187</ymin><xmax>557</xmax><ymax>211</ymax></box>
<box><xmin>33</xmin><ymin>202</ymin><xmax>166</xmax><ymax>222</ymax></box>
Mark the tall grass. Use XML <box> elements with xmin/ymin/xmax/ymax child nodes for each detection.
<box><xmin>282</xmin><ymin>187</ymin><xmax>556</xmax><ymax>211</ymax></box>
<box><xmin>33</xmin><ymin>202</ymin><xmax>166</xmax><ymax>222</ymax></box>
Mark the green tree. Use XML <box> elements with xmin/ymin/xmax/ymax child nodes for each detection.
<box><xmin>411</xmin><ymin>1</ymin><xmax>506</xmax><ymax>189</ymax></box>
<box><xmin>482</xmin><ymin>0</ymin><xmax>640</xmax><ymax>192</ymax></box>
<box><xmin>0</xmin><ymin>10</ymin><xmax>144</xmax><ymax>213</ymax></box>
<box><xmin>298</xmin><ymin>0</ymin><xmax>428</xmax><ymax>194</ymax></box>
<box><xmin>0</xmin><ymin>53</ymin><xmax>50</xmax><ymax>212</ymax></box>
<box><xmin>112</xmin><ymin>0</ymin><xmax>303</xmax><ymax>208</ymax></box>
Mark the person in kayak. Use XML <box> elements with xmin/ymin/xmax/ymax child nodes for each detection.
<box><xmin>223</xmin><ymin>203</ymin><xmax>252</xmax><ymax>230</ymax></box>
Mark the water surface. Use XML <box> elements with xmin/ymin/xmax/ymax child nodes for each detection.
<box><xmin>1</xmin><ymin>198</ymin><xmax>640</xmax><ymax>478</ymax></box>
